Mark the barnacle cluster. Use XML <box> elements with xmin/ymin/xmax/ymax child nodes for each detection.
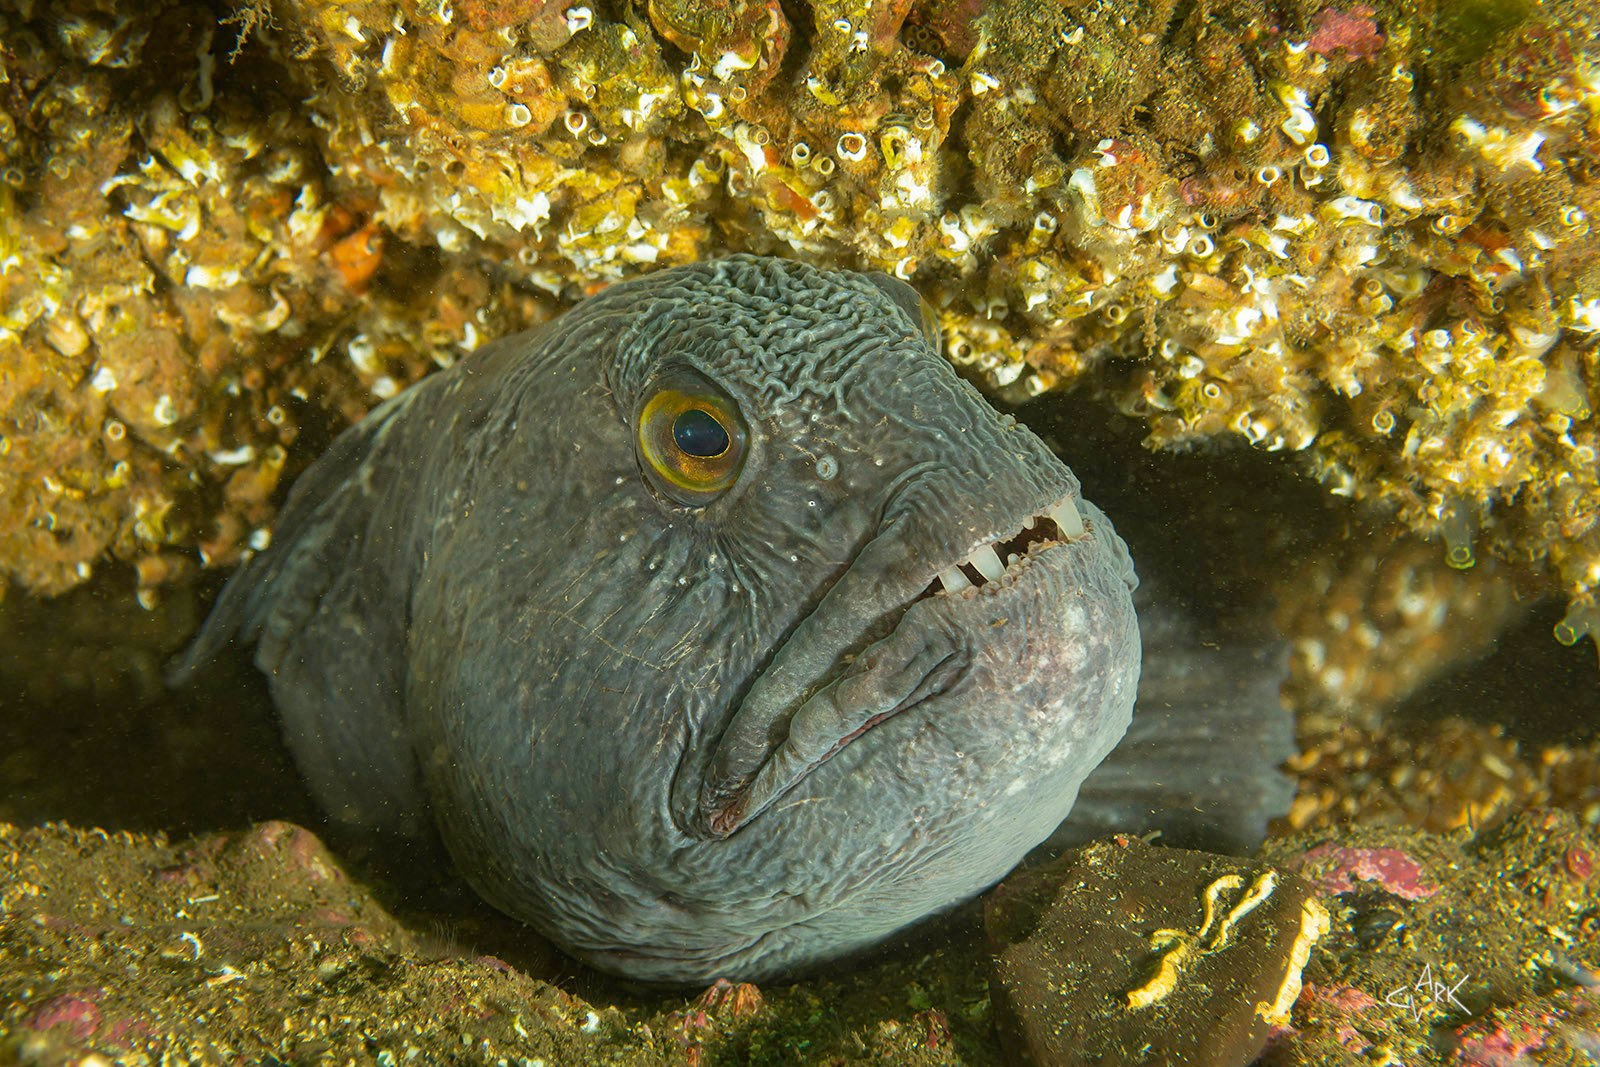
<box><xmin>942</xmin><ymin>0</ymin><xmax>1600</xmax><ymax>659</ymax></box>
<box><xmin>1287</xmin><ymin>717</ymin><xmax>1600</xmax><ymax>831</ymax></box>
<box><xmin>0</xmin><ymin>0</ymin><xmax>1597</xmax><ymax>665</ymax></box>
<box><xmin>0</xmin><ymin>0</ymin><xmax>548</xmax><ymax>602</ymax></box>
<box><xmin>1276</xmin><ymin>533</ymin><xmax>1528</xmax><ymax>728</ymax></box>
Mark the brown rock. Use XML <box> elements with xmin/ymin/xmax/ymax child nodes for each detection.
<box><xmin>986</xmin><ymin>836</ymin><xmax>1328</xmax><ymax>1067</ymax></box>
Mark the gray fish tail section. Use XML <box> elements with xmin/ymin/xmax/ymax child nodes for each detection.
<box><xmin>1053</xmin><ymin>583</ymin><xmax>1297</xmax><ymax>854</ymax></box>
<box><xmin>165</xmin><ymin>387</ymin><xmax>422</xmax><ymax>685</ymax></box>
<box><xmin>165</xmin><ymin>385</ymin><xmax>430</xmax><ymax>838</ymax></box>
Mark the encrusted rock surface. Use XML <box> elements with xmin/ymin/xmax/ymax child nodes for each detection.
<box><xmin>0</xmin><ymin>821</ymin><xmax>629</xmax><ymax>1064</ymax></box>
<box><xmin>1</xmin><ymin>0</ymin><xmax>1597</xmax><ymax>662</ymax></box>
<box><xmin>1263</xmin><ymin>809</ymin><xmax>1600</xmax><ymax>1066</ymax></box>
<box><xmin>1285</xmin><ymin>716</ymin><xmax>1600</xmax><ymax>835</ymax></box>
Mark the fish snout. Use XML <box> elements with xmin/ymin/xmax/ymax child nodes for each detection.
<box><xmin>686</xmin><ymin>477</ymin><xmax>1130</xmax><ymax>841</ymax></box>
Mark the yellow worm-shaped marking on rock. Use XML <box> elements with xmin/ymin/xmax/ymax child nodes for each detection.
<box><xmin>1256</xmin><ymin>897</ymin><xmax>1332</xmax><ymax>1027</ymax></box>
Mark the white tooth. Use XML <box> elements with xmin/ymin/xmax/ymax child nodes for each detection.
<box><xmin>939</xmin><ymin>566</ymin><xmax>972</xmax><ymax>593</ymax></box>
<box><xmin>1049</xmin><ymin>495</ymin><xmax>1086</xmax><ymax>539</ymax></box>
<box><xmin>970</xmin><ymin>544</ymin><xmax>1005</xmax><ymax>581</ymax></box>
<box><xmin>1023</xmin><ymin>515</ymin><xmax>1036</xmax><ymax>529</ymax></box>
<box><xmin>1007</xmin><ymin>553</ymin><xmax>1020</xmax><ymax>567</ymax></box>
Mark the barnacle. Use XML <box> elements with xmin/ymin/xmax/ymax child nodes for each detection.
<box><xmin>1554</xmin><ymin>595</ymin><xmax>1600</xmax><ymax>664</ymax></box>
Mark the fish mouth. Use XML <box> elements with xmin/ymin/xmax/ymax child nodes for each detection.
<box><xmin>915</xmin><ymin>492</ymin><xmax>1087</xmax><ymax>599</ymax></box>
<box><xmin>689</xmin><ymin>490</ymin><xmax>1093</xmax><ymax>839</ymax></box>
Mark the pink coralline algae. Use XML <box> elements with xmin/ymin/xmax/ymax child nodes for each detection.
<box><xmin>1453</xmin><ymin>1024</ymin><xmax>1546</xmax><ymax>1067</ymax></box>
<box><xmin>1299</xmin><ymin>843</ymin><xmax>1442</xmax><ymax>900</ymax></box>
<box><xmin>1450</xmin><ymin>990</ymin><xmax>1600</xmax><ymax>1066</ymax></box>
<box><xmin>1567</xmin><ymin>847</ymin><xmax>1595</xmax><ymax>880</ymax></box>
<box><xmin>1310</xmin><ymin>983</ymin><xmax>1380</xmax><ymax>1013</ymax></box>
<box><xmin>1307</xmin><ymin>5</ymin><xmax>1385</xmax><ymax>60</ymax></box>
<box><xmin>237</xmin><ymin>820</ymin><xmax>346</xmax><ymax>882</ymax></box>
<box><xmin>22</xmin><ymin>992</ymin><xmax>102</xmax><ymax>1041</ymax></box>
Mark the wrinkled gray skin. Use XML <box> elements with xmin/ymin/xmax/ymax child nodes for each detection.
<box><xmin>176</xmin><ymin>256</ymin><xmax>1140</xmax><ymax>984</ymax></box>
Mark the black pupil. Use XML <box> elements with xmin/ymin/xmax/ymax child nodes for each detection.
<box><xmin>673</xmin><ymin>408</ymin><xmax>730</xmax><ymax>458</ymax></box>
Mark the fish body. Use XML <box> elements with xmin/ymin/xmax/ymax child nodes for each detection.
<box><xmin>175</xmin><ymin>256</ymin><xmax>1142</xmax><ymax>983</ymax></box>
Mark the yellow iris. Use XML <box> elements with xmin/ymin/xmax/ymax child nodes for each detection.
<box><xmin>638</xmin><ymin>386</ymin><xmax>747</xmax><ymax>502</ymax></box>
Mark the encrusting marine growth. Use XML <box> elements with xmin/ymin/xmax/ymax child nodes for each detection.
<box><xmin>0</xmin><ymin>0</ymin><xmax>1596</xmax><ymax>664</ymax></box>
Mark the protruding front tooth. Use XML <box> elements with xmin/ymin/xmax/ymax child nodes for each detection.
<box><xmin>938</xmin><ymin>566</ymin><xmax>972</xmax><ymax>593</ymax></box>
<box><xmin>1022</xmin><ymin>515</ymin><xmax>1036</xmax><ymax>529</ymax></box>
<box><xmin>1048</xmin><ymin>495</ymin><xmax>1086</xmax><ymax>539</ymax></box>
<box><xmin>969</xmin><ymin>544</ymin><xmax>1005</xmax><ymax>581</ymax></box>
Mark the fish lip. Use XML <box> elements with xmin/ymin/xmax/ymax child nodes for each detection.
<box><xmin>692</xmin><ymin>501</ymin><xmax>1090</xmax><ymax>840</ymax></box>
<box><xmin>699</xmin><ymin>651</ymin><xmax>962</xmax><ymax>837</ymax></box>
<box><xmin>700</xmin><ymin>623</ymin><xmax>974</xmax><ymax>834</ymax></box>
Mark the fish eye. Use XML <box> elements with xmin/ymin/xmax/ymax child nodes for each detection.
<box><xmin>672</xmin><ymin>408</ymin><xmax>730</xmax><ymax>458</ymax></box>
<box><xmin>637</xmin><ymin>378</ymin><xmax>747</xmax><ymax>505</ymax></box>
